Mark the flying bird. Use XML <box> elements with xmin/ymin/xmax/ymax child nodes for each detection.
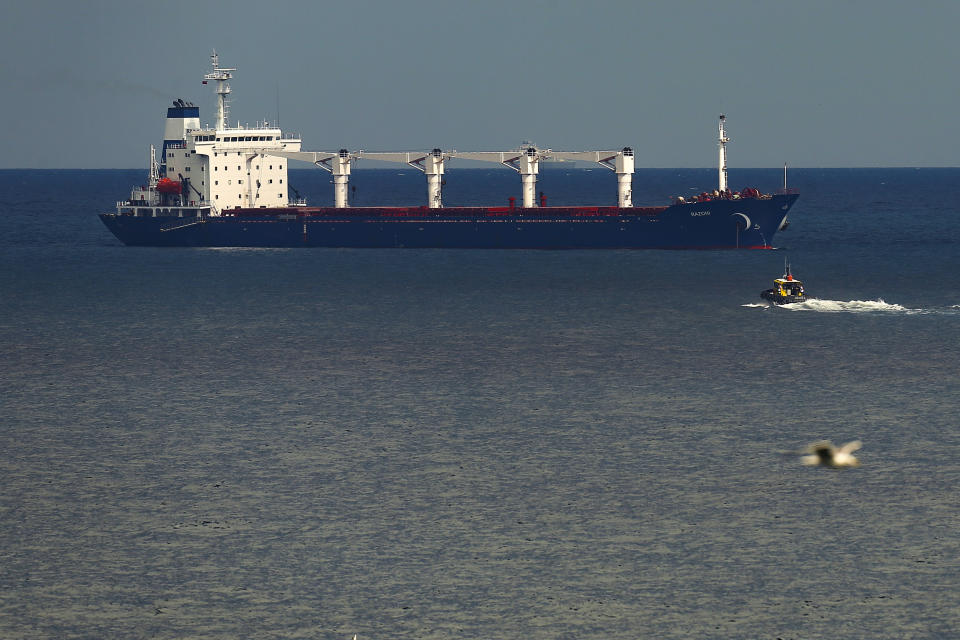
<box><xmin>801</xmin><ymin>440</ymin><xmax>862</xmax><ymax>468</ymax></box>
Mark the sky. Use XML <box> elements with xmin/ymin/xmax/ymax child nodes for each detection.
<box><xmin>1</xmin><ymin>0</ymin><xmax>957</xmax><ymax>169</ymax></box>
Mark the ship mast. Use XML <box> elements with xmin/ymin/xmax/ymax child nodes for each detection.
<box><xmin>203</xmin><ymin>50</ymin><xmax>235</xmax><ymax>130</ymax></box>
<box><xmin>718</xmin><ymin>114</ymin><xmax>729</xmax><ymax>192</ymax></box>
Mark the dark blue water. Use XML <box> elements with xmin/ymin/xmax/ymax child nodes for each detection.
<box><xmin>2</xmin><ymin>168</ymin><xmax>959</xmax><ymax>639</ymax></box>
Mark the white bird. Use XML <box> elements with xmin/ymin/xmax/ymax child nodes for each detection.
<box><xmin>801</xmin><ymin>440</ymin><xmax>862</xmax><ymax>468</ymax></box>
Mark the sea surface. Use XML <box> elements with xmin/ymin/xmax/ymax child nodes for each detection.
<box><xmin>1</xmin><ymin>167</ymin><xmax>959</xmax><ymax>639</ymax></box>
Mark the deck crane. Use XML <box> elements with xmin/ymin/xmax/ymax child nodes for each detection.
<box><xmin>259</xmin><ymin>145</ymin><xmax>635</xmax><ymax>209</ymax></box>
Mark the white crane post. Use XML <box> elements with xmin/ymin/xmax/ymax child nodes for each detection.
<box><xmin>331</xmin><ymin>149</ymin><xmax>351</xmax><ymax>208</ymax></box>
<box><xmin>718</xmin><ymin>114</ymin><xmax>729</xmax><ymax>193</ymax></box>
<box><xmin>424</xmin><ymin>148</ymin><xmax>445</xmax><ymax>208</ymax></box>
<box><xmin>308</xmin><ymin>150</ymin><xmax>353</xmax><ymax>207</ymax></box>
<box><xmin>518</xmin><ymin>147</ymin><xmax>539</xmax><ymax>208</ymax></box>
<box><xmin>615</xmin><ymin>147</ymin><xmax>634</xmax><ymax>208</ymax></box>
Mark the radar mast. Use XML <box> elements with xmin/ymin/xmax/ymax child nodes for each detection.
<box><xmin>203</xmin><ymin>50</ymin><xmax>235</xmax><ymax>130</ymax></box>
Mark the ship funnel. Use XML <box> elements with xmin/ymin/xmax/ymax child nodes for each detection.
<box><xmin>161</xmin><ymin>100</ymin><xmax>200</xmax><ymax>174</ymax></box>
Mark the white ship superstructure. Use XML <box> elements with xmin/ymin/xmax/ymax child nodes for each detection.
<box><xmin>122</xmin><ymin>51</ymin><xmax>301</xmax><ymax>217</ymax></box>
<box><xmin>164</xmin><ymin>118</ymin><xmax>301</xmax><ymax>210</ymax></box>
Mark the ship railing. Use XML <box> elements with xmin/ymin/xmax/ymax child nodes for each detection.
<box><xmin>117</xmin><ymin>203</ymin><xmax>211</xmax><ymax>218</ymax></box>
<box><xmin>117</xmin><ymin>200</ymin><xmax>151</xmax><ymax>212</ymax></box>
<box><xmin>219</xmin><ymin>122</ymin><xmax>283</xmax><ymax>132</ymax></box>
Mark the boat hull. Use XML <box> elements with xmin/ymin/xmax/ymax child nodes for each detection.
<box><xmin>761</xmin><ymin>289</ymin><xmax>806</xmax><ymax>305</ymax></box>
<box><xmin>100</xmin><ymin>193</ymin><xmax>798</xmax><ymax>249</ymax></box>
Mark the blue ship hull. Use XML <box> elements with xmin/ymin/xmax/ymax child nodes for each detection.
<box><xmin>100</xmin><ymin>193</ymin><xmax>798</xmax><ymax>249</ymax></box>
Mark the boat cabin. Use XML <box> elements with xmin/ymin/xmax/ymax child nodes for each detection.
<box><xmin>772</xmin><ymin>275</ymin><xmax>804</xmax><ymax>298</ymax></box>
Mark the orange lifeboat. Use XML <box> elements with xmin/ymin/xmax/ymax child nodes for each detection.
<box><xmin>156</xmin><ymin>178</ymin><xmax>182</xmax><ymax>194</ymax></box>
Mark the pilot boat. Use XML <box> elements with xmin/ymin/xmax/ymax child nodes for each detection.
<box><xmin>761</xmin><ymin>263</ymin><xmax>807</xmax><ymax>304</ymax></box>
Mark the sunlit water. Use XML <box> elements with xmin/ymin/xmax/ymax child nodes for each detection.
<box><xmin>1</xmin><ymin>168</ymin><xmax>959</xmax><ymax>639</ymax></box>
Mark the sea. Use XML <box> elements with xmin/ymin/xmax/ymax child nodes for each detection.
<box><xmin>1</xmin><ymin>167</ymin><xmax>958</xmax><ymax>640</ymax></box>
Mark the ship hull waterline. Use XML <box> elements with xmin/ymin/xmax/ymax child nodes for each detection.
<box><xmin>100</xmin><ymin>193</ymin><xmax>798</xmax><ymax>249</ymax></box>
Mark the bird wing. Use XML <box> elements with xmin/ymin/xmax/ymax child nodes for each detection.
<box><xmin>838</xmin><ymin>440</ymin><xmax>862</xmax><ymax>454</ymax></box>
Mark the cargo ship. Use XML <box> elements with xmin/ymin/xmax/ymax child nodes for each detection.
<box><xmin>100</xmin><ymin>53</ymin><xmax>799</xmax><ymax>249</ymax></box>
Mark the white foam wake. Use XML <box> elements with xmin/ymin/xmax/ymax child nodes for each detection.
<box><xmin>782</xmin><ymin>299</ymin><xmax>916</xmax><ymax>313</ymax></box>
<box><xmin>746</xmin><ymin>299</ymin><xmax>960</xmax><ymax>315</ymax></box>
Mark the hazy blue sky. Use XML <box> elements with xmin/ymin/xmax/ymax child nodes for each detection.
<box><xmin>2</xmin><ymin>0</ymin><xmax>957</xmax><ymax>168</ymax></box>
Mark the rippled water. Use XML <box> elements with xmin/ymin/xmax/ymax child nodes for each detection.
<box><xmin>1</xmin><ymin>168</ymin><xmax>959</xmax><ymax>639</ymax></box>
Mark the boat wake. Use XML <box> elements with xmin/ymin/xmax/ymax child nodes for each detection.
<box><xmin>785</xmin><ymin>299</ymin><xmax>912</xmax><ymax>313</ymax></box>
<box><xmin>744</xmin><ymin>299</ymin><xmax>960</xmax><ymax>315</ymax></box>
